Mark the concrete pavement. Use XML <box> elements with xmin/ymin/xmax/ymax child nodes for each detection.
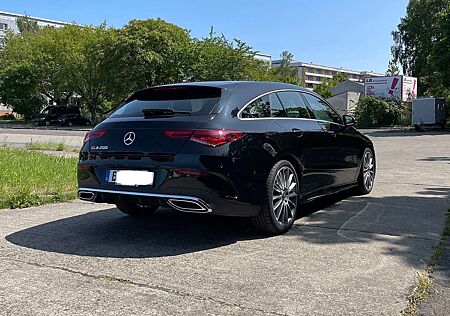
<box><xmin>0</xmin><ymin>127</ymin><xmax>86</xmax><ymax>148</ymax></box>
<box><xmin>0</xmin><ymin>129</ymin><xmax>449</xmax><ymax>315</ymax></box>
<box><xmin>419</xmin><ymin>236</ymin><xmax>450</xmax><ymax>316</ymax></box>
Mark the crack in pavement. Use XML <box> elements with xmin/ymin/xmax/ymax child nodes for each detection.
<box><xmin>0</xmin><ymin>256</ymin><xmax>287</xmax><ymax>316</ymax></box>
<box><xmin>295</xmin><ymin>223</ymin><xmax>441</xmax><ymax>242</ymax></box>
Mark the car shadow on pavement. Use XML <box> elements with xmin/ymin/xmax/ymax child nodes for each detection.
<box><xmin>4</xmin><ymin>192</ymin><xmax>352</xmax><ymax>259</ymax></box>
<box><xmin>418</xmin><ymin>156</ymin><xmax>450</xmax><ymax>164</ymax></box>
<box><xmin>5</xmin><ymin>207</ymin><xmax>263</xmax><ymax>258</ymax></box>
<box><xmin>5</xmin><ymin>187</ymin><xmax>449</xmax><ymax>263</ymax></box>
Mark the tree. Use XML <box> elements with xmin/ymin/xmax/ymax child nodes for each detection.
<box><xmin>313</xmin><ymin>73</ymin><xmax>348</xmax><ymax>98</ymax></box>
<box><xmin>16</xmin><ymin>15</ymin><xmax>39</xmax><ymax>34</ymax></box>
<box><xmin>0</xmin><ymin>24</ymin><xmax>123</xmax><ymax>120</ymax></box>
<box><xmin>0</xmin><ymin>18</ymin><xmax>304</xmax><ymax>121</ymax></box>
<box><xmin>391</xmin><ymin>0</ymin><xmax>449</xmax><ymax>100</ymax></box>
<box><xmin>355</xmin><ymin>96</ymin><xmax>403</xmax><ymax>127</ymax></box>
<box><xmin>272</xmin><ymin>51</ymin><xmax>299</xmax><ymax>85</ymax></box>
<box><xmin>64</xmin><ymin>25</ymin><xmax>123</xmax><ymax>120</ymax></box>
<box><xmin>187</xmin><ymin>28</ymin><xmax>274</xmax><ymax>82</ymax></box>
<box><xmin>386</xmin><ymin>59</ymin><xmax>400</xmax><ymax>76</ymax></box>
<box><xmin>0</xmin><ymin>63</ymin><xmax>45</xmax><ymax>119</ymax></box>
<box><xmin>114</xmin><ymin>19</ymin><xmax>192</xmax><ymax>91</ymax></box>
<box><xmin>0</xmin><ymin>24</ymin><xmax>76</xmax><ymax>107</ymax></box>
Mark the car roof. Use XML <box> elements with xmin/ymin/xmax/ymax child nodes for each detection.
<box><xmin>126</xmin><ymin>81</ymin><xmax>324</xmax><ymax>114</ymax></box>
<box><xmin>162</xmin><ymin>81</ymin><xmax>310</xmax><ymax>92</ymax></box>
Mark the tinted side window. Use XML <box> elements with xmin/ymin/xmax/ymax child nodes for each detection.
<box><xmin>241</xmin><ymin>93</ymin><xmax>287</xmax><ymax>118</ymax></box>
<box><xmin>303</xmin><ymin>93</ymin><xmax>343</xmax><ymax>124</ymax></box>
<box><xmin>276</xmin><ymin>91</ymin><xmax>310</xmax><ymax>119</ymax></box>
<box><xmin>268</xmin><ymin>93</ymin><xmax>286</xmax><ymax>117</ymax></box>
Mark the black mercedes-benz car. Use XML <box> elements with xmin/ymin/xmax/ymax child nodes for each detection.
<box><xmin>78</xmin><ymin>81</ymin><xmax>375</xmax><ymax>234</ymax></box>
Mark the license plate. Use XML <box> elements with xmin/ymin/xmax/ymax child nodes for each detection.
<box><xmin>106</xmin><ymin>170</ymin><xmax>154</xmax><ymax>186</ymax></box>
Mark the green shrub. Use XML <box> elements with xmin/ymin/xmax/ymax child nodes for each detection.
<box><xmin>8</xmin><ymin>191</ymin><xmax>42</xmax><ymax>209</ymax></box>
<box><xmin>355</xmin><ymin>96</ymin><xmax>404</xmax><ymax>127</ymax></box>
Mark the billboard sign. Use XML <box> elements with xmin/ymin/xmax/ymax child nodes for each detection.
<box><xmin>402</xmin><ymin>76</ymin><xmax>417</xmax><ymax>101</ymax></box>
<box><xmin>364</xmin><ymin>76</ymin><xmax>417</xmax><ymax>101</ymax></box>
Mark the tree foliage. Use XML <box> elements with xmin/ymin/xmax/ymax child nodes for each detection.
<box><xmin>0</xmin><ymin>19</ymin><xmax>298</xmax><ymax>120</ymax></box>
<box><xmin>386</xmin><ymin>59</ymin><xmax>400</xmax><ymax>76</ymax></box>
<box><xmin>272</xmin><ymin>51</ymin><xmax>299</xmax><ymax>85</ymax></box>
<box><xmin>391</xmin><ymin>0</ymin><xmax>449</xmax><ymax>100</ymax></box>
<box><xmin>313</xmin><ymin>73</ymin><xmax>348</xmax><ymax>99</ymax></box>
<box><xmin>0</xmin><ymin>64</ymin><xmax>44</xmax><ymax>120</ymax></box>
<box><xmin>188</xmin><ymin>29</ymin><xmax>275</xmax><ymax>82</ymax></box>
<box><xmin>16</xmin><ymin>15</ymin><xmax>39</xmax><ymax>34</ymax></box>
<box><xmin>355</xmin><ymin>96</ymin><xmax>404</xmax><ymax>127</ymax></box>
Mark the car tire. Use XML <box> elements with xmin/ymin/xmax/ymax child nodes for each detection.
<box><xmin>355</xmin><ymin>148</ymin><xmax>376</xmax><ymax>195</ymax></box>
<box><xmin>252</xmin><ymin>160</ymin><xmax>299</xmax><ymax>235</ymax></box>
<box><xmin>116</xmin><ymin>202</ymin><xmax>158</xmax><ymax>217</ymax></box>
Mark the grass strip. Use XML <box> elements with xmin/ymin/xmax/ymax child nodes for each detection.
<box><xmin>401</xmin><ymin>209</ymin><xmax>450</xmax><ymax>315</ymax></box>
<box><xmin>25</xmin><ymin>141</ymin><xmax>80</xmax><ymax>153</ymax></box>
<box><xmin>0</xmin><ymin>147</ymin><xmax>78</xmax><ymax>209</ymax></box>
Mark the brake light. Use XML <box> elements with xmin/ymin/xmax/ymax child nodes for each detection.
<box><xmin>164</xmin><ymin>129</ymin><xmax>244</xmax><ymax>147</ymax></box>
<box><xmin>191</xmin><ymin>130</ymin><xmax>245</xmax><ymax>147</ymax></box>
<box><xmin>163</xmin><ymin>130</ymin><xmax>194</xmax><ymax>140</ymax></box>
<box><xmin>84</xmin><ymin>129</ymin><xmax>107</xmax><ymax>143</ymax></box>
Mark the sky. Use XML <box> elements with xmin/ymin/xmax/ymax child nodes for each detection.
<box><xmin>1</xmin><ymin>0</ymin><xmax>409</xmax><ymax>73</ymax></box>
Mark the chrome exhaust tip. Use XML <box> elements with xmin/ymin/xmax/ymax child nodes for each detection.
<box><xmin>167</xmin><ymin>198</ymin><xmax>212</xmax><ymax>213</ymax></box>
<box><xmin>78</xmin><ymin>190</ymin><xmax>96</xmax><ymax>202</ymax></box>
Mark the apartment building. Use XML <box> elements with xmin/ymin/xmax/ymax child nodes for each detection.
<box><xmin>271</xmin><ymin>60</ymin><xmax>384</xmax><ymax>90</ymax></box>
<box><xmin>253</xmin><ymin>52</ymin><xmax>272</xmax><ymax>64</ymax></box>
<box><xmin>0</xmin><ymin>10</ymin><xmax>67</xmax><ymax>45</ymax></box>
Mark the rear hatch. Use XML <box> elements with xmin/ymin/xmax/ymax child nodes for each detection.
<box><xmin>88</xmin><ymin>116</ymin><xmax>210</xmax><ymax>155</ymax></box>
<box><xmin>87</xmin><ymin>85</ymin><xmax>222</xmax><ymax>156</ymax></box>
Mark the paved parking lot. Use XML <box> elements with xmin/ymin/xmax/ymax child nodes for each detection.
<box><xmin>0</xmin><ymin>129</ymin><xmax>449</xmax><ymax>315</ymax></box>
<box><xmin>0</xmin><ymin>127</ymin><xmax>86</xmax><ymax>148</ymax></box>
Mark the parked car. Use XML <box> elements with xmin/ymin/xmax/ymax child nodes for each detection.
<box><xmin>78</xmin><ymin>81</ymin><xmax>376</xmax><ymax>234</ymax></box>
<box><xmin>34</xmin><ymin>106</ymin><xmax>80</xmax><ymax>126</ymax></box>
<box><xmin>57</xmin><ymin>114</ymin><xmax>91</xmax><ymax>126</ymax></box>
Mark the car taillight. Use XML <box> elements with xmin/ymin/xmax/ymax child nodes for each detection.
<box><xmin>163</xmin><ymin>130</ymin><xmax>194</xmax><ymax>140</ymax></box>
<box><xmin>164</xmin><ymin>129</ymin><xmax>245</xmax><ymax>147</ymax></box>
<box><xmin>84</xmin><ymin>129</ymin><xmax>107</xmax><ymax>143</ymax></box>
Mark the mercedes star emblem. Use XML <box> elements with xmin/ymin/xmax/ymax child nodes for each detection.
<box><xmin>123</xmin><ymin>131</ymin><xmax>136</xmax><ymax>145</ymax></box>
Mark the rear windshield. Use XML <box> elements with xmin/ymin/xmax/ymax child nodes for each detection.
<box><xmin>111</xmin><ymin>86</ymin><xmax>222</xmax><ymax>118</ymax></box>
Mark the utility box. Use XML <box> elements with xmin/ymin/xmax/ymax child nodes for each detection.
<box><xmin>412</xmin><ymin>98</ymin><xmax>446</xmax><ymax>129</ymax></box>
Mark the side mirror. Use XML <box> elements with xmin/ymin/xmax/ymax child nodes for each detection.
<box><xmin>343</xmin><ymin>115</ymin><xmax>356</xmax><ymax>126</ymax></box>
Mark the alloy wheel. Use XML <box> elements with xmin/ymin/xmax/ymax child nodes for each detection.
<box><xmin>363</xmin><ymin>150</ymin><xmax>375</xmax><ymax>191</ymax></box>
<box><xmin>272</xmin><ymin>166</ymin><xmax>298</xmax><ymax>226</ymax></box>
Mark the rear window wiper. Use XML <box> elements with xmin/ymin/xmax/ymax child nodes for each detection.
<box><xmin>142</xmin><ymin>108</ymin><xmax>191</xmax><ymax>118</ymax></box>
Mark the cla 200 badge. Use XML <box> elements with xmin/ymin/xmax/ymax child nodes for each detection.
<box><xmin>90</xmin><ymin>145</ymin><xmax>108</xmax><ymax>150</ymax></box>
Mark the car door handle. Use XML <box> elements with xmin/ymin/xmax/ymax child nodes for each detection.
<box><xmin>291</xmin><ymin>128</ymin><xmax>303</xmax><ymax>137</ymax></box>
<box><xmin>327</xmin><ymin>131</ymin><xmax>337</xmax><ymax>137</ymax></box>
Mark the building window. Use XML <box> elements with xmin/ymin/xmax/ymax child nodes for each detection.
<box><xmin>0</xmin><ymin>23</ymin><xmax>8</xmax><ymax>30</ymax></box>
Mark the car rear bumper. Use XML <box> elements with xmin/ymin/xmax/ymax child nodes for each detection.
<box><xmin>77</xmin><ymin>155</ymin><xmax>264</xmax><ymax>217</ymax></box>
<box><xmin>78</xmin><ymin>187</ymin><xmax>213</xmax><ymax>213</ymax></box>
<box><xmin>78</xmin><ymin>186</ymin><xmax>260</xmax><ymax>217</ymax></box>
